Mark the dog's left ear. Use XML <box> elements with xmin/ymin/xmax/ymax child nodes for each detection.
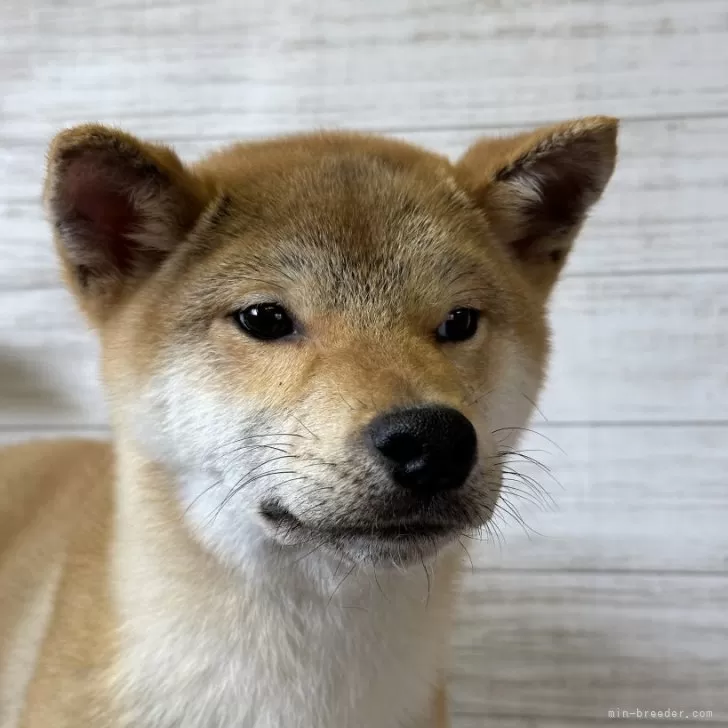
<box><xmin>457</xmin><ymin>116</ymin><xmax>618</xmax><ymax>291</ymax></box>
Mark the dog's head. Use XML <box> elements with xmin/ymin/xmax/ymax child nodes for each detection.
<box><xmin>45</xmin><ymin>120</ymin><xmax>617</xmax><ymax>567</ymax></box>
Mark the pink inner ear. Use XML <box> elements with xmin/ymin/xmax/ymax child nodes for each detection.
<box><xmin>61</xmin><ymin>154</ymin><xmax>138</xmax><ymax>271</ymax></box>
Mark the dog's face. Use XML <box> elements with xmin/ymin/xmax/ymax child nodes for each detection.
<box><xmin>45</xmin><ymin>121</ymin><xmax>617</xmax><ymax>567</ymax></box>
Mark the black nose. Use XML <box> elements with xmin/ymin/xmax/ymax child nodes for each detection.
<box><xmin>367</xmin><ymin>405</ymin><xmax>477</xmax><ymax>494</ymax></box>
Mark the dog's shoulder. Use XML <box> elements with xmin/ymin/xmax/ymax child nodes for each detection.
<box><xmin>0</xmin><ymin>439</ymin><xmax>115</xmax><ymax>727</ymax></box>
<box><xmin>0</xmin><ymin>438</ymin><xmax>113</xmax><ymax>556</ymax></box>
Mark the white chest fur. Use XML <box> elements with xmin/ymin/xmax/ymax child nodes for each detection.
<box><xmin>112</xmin><ymin>525</ymin><xmax>458</xmax><ymax>728</ymax></box>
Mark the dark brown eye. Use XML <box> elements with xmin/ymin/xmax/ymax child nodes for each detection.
<box><xmin>234</xmin><ymin>303</ymin><xmax>294</xmax><ymax>341</ymax></box>
<box><xmin>436</xmin><ymin>308</ymin><xmax>480</xmax><ymax>343</ymax></box>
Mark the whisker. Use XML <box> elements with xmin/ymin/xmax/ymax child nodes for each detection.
<box><xmin>332</xmin><ymin>552</ymin><xmax>348</xmax><ymax>580</ymax></box>
<box><xmin>184</xmin><ymin>475</ymin><xmax>225</xmax><ymax>517</ymax></box>
<box><xmin>496</xmin><ymin>470</ymin><xmax>558</xmax><ymax>502</ymax></box>
<box><xmin>201</xmin><ymin>455</ymin><xmax>300</xmax><ymax>519</ymax></box>
<box><xmin>472</xmin><ymin>518</ymin><xmax>504</xmax><ymax>553</ymax></box>
<box><xmin>492</xmin><ymin>427</ymin><xmax>566</xmax><ymax>454</ymax></box>
<box><xmin>500</xmin><ymin>467</ymin><xmax>557</xmax><ymax>501</ymax></box>
<box><xmin>467</xmin><ymin>387</ymin><xmax>495</xmax><ymax>407</ymax></box>
<box><xmin>372</xmin><ymin>562</ymin><xmax>389</xmax><ymax>603</ymax></box>
<box><xmin>290</xmin><ymin>414</ymin><xmax>319</xmax><ymax>441</ymax></box>
<box><xmin>214</xmin><ymin>442</ymin><xmax>291</xmax><ymax>458</ymax></box>
<box><xmin>520</xmin><ymin>391</ymin><xmax>549</xmax><ymax>423</ymax></box>
<box><xmin>331</xmin><ymin>380</ymin><xmax>356</xmax><ymax>411</ymax></box>
<box><xmin>292</xmin><ymin>539</ymin><xmax>326</xmax><ymax>565</ymax></box>
<box><xmin>421</xmin><ymin>556</ymin><xmax>432</xmax><ymax>608</ymax></box>
<box><xmin>209</xmin><ymin>432</ymin><xmax>305</xmax><ymax>458</ymax></box>
<box><xmin>497</xmin><ymin>497</ymin><xmax>545</xmax><ymax>539</ymax></box>
<box><xmin>488</xmin><ymin>513</ymin><xmax>508</xmax><ymax>552</ymax></box>
<box><xmin>496</xmin><ymin>449</ymin><xmax>554</xmax><ymax>474</ymax></box>
<box><xmin>458</xmin><ymin>538</ymin><xmax>475</xmax><ymax>573</ymax></box>
<box><xmin>241</xmin><ymin>454</ymin><xmax>298</xmax><ymax>478</ymax></box>
<box><xmin>208</xmin><ymin>468</ymin><xmax>299</xmax><ymax>525</ymax></box>
<box><xmin>282</xmin><ymin>498</ymin><xmax>326</xmax><ymax>524</ymax></box>
<box><xmin>327</xmin><ymin>563</ymin><xmax>358</xmax><ymax>609</ymax></box>
<box><xmin>499</xmin><ymin>481</ymin><xmax>554</xmax><ymax>511</ymax></box>
<box><xmin>301</xmin><ymin>459</ymin><xmax>340</xmax><ymax>471</ymax></box>
<box><xmin>215</xmin><ymin>432</ymin><xmax>308</xmax><ymax>445</ymax></box>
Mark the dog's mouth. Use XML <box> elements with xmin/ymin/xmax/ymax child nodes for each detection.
<box><xmin>259</xmin><ymin>501</ymin><xmax>466</xmax><ymax>563</ymax></box>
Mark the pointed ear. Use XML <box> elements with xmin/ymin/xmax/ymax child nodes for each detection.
<box><xmin>456</xmin><ymin>116</ymin><xmax>618</xmax><ymax>289</ymax></box>
<box><xmin>44</xmin><ymin>124</ymin><xmax>213</xmax><ymax>316</ymax></box>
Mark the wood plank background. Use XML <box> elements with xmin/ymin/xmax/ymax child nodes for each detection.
<box><xmin>1</xmin><ymin>0</ymin><xmax>726</xmax><ymax>725</ymax></box>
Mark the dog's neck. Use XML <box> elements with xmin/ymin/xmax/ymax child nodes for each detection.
<box><xmin>107</xmin><ymin>439</ymin><xmax>459</xmax><ymax>727</ymax></box>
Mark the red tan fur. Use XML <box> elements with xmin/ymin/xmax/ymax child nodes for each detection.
<box><xmin>0</xmin><ymin>117</ymin><xmax>617</xmax><ymax>728</ymax></box>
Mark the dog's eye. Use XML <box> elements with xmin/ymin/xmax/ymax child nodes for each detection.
<box><xmin>233</xmin><ymin>303</ymin><xmax>294</xmax><ymax>341</ymax></box>
<box><xmin>436</xmin><ymin>308</ymin><xmax>480</xmax><ymax>343</ymax></box>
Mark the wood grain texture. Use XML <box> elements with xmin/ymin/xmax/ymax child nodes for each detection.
<box><xmin>468</xmin><ymin>424</ymin><xmax>728</xmax><ymax>573</ymax></box>
<box><xmin>3</xmin><ymin>116</ymin><xmax>727</xmax><ymax>290</ymax></box>
<box><xmin>0</xmin><ymin>429</ymin><xmax>108</xmax><ymax>447</ymax></box>
<box><xmin>1</xmin><ymin>0</ymin><xmax>727</xmax><ymax>140</ymax></box>
<box><xmin>453</xmin><ymin>718</ymin><xmax>722</xmax><ymax>728</ymax></box>
<box><xmin>452</xmin><ymin>571</ymin><xmax>728</xmax><ymax>723</ymax></box>
<box><xmin>0</xmin><ymin>288</ymin><xmax>105</xmax><ymax>428</ymax></box>
<box><xmin>541</xmin><ymin>272</ymin><xmax>727</xmax><ymax>423</ymax></box>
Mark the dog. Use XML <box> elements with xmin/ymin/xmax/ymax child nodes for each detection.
<box><xmin>0</xmin><ymin>116</ymin><xmax>617</xmax><ymax>727</ymax></box>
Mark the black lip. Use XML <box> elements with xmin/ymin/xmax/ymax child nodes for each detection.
<box><xmin>332</xmin><ymin>522</ymin><xmax>453</xmax><ymax>540</ymax></box>
<box><xmin>260</xmin><ymin>503</ymin><xmax>457</xmax><ymax>541</ymax></box>
<box><xmin>260</xmin><ymin>502</ymin><xmax>296</xmax><ymax>523</ymax></box>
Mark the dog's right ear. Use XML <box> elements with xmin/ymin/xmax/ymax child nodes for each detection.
<box><xmin>44</xmin><ymin>124</ymin><xmax>213</xmax><ymax>319</ymax></box>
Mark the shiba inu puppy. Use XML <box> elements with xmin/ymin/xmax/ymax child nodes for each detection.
<box><xmin>0</xmin><ymin>116</ymin><xmax>617</xmax><ymax>727</ymax></box>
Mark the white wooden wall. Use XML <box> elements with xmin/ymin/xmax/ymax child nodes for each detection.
<box><xmin>1</xmin><ymin>0</ymin><xmax>726</xmax><ymax>724</ymax></box>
